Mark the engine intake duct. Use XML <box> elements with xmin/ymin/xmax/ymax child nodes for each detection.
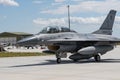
<box><xmin>47</xmin><ymin>45</ymin><xmax>60</xmax><ymax>51</ymax></box>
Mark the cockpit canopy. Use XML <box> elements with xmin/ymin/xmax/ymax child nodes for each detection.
<box><xmin>38</xmin><ymin>26</ymin><xmax>76</xmax><ymax>34</ymax></box>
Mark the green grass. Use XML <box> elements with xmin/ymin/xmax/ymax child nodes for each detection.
<box><xmin>0</xmin><ymin>52</ymin><xmax>54</xmax><ymax>57</ymax></box>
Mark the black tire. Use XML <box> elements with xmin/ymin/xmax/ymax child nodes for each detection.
<box><xmin>57</xmin><ymin>58</ymin><xmax>61</xmax><ymax>64</ymax></box>
<box><xmin>94</xmin><ymin>55</ymin><xmax>101</xmax><ymax>62</ymax></box>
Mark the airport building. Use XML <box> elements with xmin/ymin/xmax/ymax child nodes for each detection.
<box><xmin>0</xmin><ymin>32</ymin><xmax>32</xmax><ymax>45</ymax></box>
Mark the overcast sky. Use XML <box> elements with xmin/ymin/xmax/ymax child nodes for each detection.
<box><xmin>0</xmin><ymin>0</ymin><xmax>120</xmax><ymax>37</ymax></box>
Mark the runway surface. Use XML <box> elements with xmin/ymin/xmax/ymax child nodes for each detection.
<box><xmin>0</xmin><ymin>46</ymin><xmax>120</xmax><ymax>80</ymax></box>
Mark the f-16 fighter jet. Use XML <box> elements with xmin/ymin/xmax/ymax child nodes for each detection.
<box><xmin>17</xmin><ymin>10</ymin><xmax>120</xmax><ymax>63</ymax></box>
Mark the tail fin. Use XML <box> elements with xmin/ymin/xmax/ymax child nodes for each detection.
<box><xmin>93</xmin><ymin>10</ymin><xmax>116</xmax><ymax>35</ymax></box>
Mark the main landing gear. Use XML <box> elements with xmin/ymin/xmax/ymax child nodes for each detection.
<box><xmin>94</xmin><ymin>54</ymin><xmax>101</xmax><ymax>62</ymax></box>
<box><xmin>55</xmin><ymin>52</ymin><xmax>101</xmax><ymax>63</ymax></box>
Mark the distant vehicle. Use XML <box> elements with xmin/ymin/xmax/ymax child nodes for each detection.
<box><xmin>0</xmin><ymin>43</ymin><xmax>10</xmax><ymax>47</ymax></box>
<box><xmin>17</xmin><ymin>10</ymin><xmax>120</xmax><ymax>63</ymax></box>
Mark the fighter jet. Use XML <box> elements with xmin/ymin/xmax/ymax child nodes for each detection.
<box><xmin>17</xmin><ymin>10</ymin><xmax>120</xmax><ymax>63</ymax></box>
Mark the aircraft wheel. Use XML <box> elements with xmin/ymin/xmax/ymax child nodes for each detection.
<box><xmin>57</xmin><ymin>58</ymin><xmax>61</xmax><ymax>64</ymax></box>
<box><xmin>94</xmin><ymin>55</ymin><xmax>101</xmax><ymax>62</ymax></box>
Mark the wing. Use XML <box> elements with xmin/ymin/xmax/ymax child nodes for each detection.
<box><xmin>47</xmin><ymin>37</ymin><xmax>120</xmax><ymax>45</ymax></box>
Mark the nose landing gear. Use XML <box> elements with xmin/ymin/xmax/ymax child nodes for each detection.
<box><xmin>56</xmin><ymin>52</ymin><xmax>67</xmax><ymax>63</ymax></box>
<box><xmin>57</xmin><ymin>58</ymin><xmax>61</xmax><ymax>63</ymax></box>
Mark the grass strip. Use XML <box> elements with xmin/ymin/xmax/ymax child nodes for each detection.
<box><xmin>0</xmin><ymin>52</ymin><xmax>54</xmax><ymax>57</ymax></box>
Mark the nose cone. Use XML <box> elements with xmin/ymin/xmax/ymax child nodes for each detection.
<box><xmin>17</xmin><ymin>36</ymin><xmax>38</xmax><ymax>46</ymax></box>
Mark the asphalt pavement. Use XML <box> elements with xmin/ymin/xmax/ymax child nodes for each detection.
<box><xmin>0</xmin><ymin>46</ymin><xmax>120</xmax><ymax>80</ymax></box>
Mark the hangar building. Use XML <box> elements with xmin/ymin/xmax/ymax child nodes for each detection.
<box><xmin>0</xmin><ymin>32</ymin><xmax>32</xmax><ymax>45</ymax></box>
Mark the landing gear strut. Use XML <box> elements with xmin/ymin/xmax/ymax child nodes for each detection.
<box><xmin>56</xmin><ymin>53</ymin><xmax>61</xmax><ymax>64</ymax></box>
<box><xmin>57</xmin><ymin>58</ymin><xmax>61</xmax><ymax>63</ymax></box>
<box><xmin>56</xmin><ymin>52</ymin><xmax>67</xmax><ymax>63</ymax></box>
<box><xmin>94</xmin><ymin>54</ymin><xmax>101</xmax><ymax>62</ymax></box>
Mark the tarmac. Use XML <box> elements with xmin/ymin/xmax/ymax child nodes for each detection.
<box><xmin>0</xmin><ymin>46</ymin><xmax>120</xmax><ymax>80</ymax></box>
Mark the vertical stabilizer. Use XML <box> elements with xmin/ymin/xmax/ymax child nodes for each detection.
<box><xmin>93</xmin><ymin>10</ymin><xmax>116</xmax><ymax>35</ymax></box>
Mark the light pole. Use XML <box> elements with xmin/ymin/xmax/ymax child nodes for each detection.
<box><xmin>67</xmin><ymin>5</ymin><xmax>70</xmax><ymax>30</ymax></box>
